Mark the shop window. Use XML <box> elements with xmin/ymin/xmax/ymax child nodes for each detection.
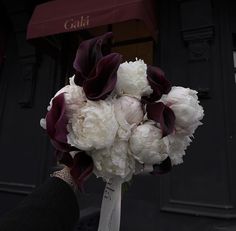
<box><xmin>89</xmin><ymin>21</ymin><xmax>154</xmax><ymax>65</ymax></box>
<box><xmin>61</xmin><ymin>20</ymin><xmax>155</xmax><ymax>84</ymax></box>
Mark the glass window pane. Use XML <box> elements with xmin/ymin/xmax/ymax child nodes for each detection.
<box><xmin>88</xmin><ymin>26</ymin><xmax>108</xmax><ymax>37</ymax></box>
<box><xmin>112</xmin><ymin>41</ymin><xmax>153</xmax><ymax>64</ymax></box>
<box><xmin>112</xmin><ymin>20</ymin><xmax>151</xmax><ymax>42</ymax></box>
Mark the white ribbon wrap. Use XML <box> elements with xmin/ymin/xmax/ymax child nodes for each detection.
<box><xmin>97</xmin><ymin>165</ymin><xmax>153</xmax><ymax>231</ymax></box>
<box><xmin>98</xmin><ymin>178</ymin><xmax>122</xmax><ymax>231</ymax></box>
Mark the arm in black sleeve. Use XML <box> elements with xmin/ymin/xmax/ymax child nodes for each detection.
<box><xmin>0</xmin><ymin>177</ymin><xmax>79</xmax><ymax>231</ymax></box>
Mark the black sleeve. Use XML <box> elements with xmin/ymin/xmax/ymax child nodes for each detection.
<box><xmin>0</xmin><ymin>177</ymin><xmax>79</xmax><ymax>231</ymax></box>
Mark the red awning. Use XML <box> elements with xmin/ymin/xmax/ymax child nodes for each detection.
<box><xmin>27</xmin><ymin>0</ymin><xmax>157</xmax><ymax>40</ymax></box>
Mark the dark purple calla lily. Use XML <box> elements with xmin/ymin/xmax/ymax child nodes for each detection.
<box><xmin>57</xmin><ymin>151</ymin><xmax>74</xmax><ymax>168</ymax></box>
<box><xmin>56</xmin><ymin>151</ymin><xmax>93</xmax><ymax>190</ymax></box>
<box><xmin>73</xmin><ymin>32</ymin><xmax>113</xmax><ymax>86</ymax></box>
<box><xmin>45</xmin><ymin>93</ymin><xmax>72</xmax><ymax>152</ymax></box>
<box><xmin>84</xmin><ymin>53</ymin><xmax>122</xmax><ymax>100</ymax></box>
<box><xmin>151</xmin><ymin>157</ymin><xmax>172</xmax><ymax>175</ymax></box>
<box><xmin>146</xmin><ymin>102</ymin><xmax>175</xmax><ymax>137</ymax></box>
<box><xmin>146</xmin><ymin>66</ymin><xmax>171</xmax><ymax>102</ymax></box>
<box><xmin>50</xmin><ymin>140</ymin><xmax>72</xmax><ymax>153</ymax></box>
<box><xmin>73</xmin><ymin>32</ymin><xmax>122</xmax><ymax>100</ymax></box>
<box><xmin>70</xmin><ymin>152</ymin><xmax>94</xmax><ymax>190</ymax></box>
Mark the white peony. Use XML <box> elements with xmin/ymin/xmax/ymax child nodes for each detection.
<box><xmin>114</xmin><ymin>96</ymin><xmax>144</xmax><ymax>140</ymax></box>
<box><xmin>67</xmin><ymin>100</ymin><xmax>118</xmax><ymax>151</ymax></box>
<box><xmin>161</xmin><ymin>86</ymin><xmax>204</xmax><ymax>135</ymax></box>
<box><xmin>40</xmin><ymin>75</ymin><xmax>86</xmax><ymax>129</ymax></box>
<box><xmin>47</xmin><ymin>75</ymin><xmax>86</xmax><ymax>111</ymax></box>
<box><xmin>129</xmin><ymin>122</ymin><xmax>169</xmax><ymax>165</ymax></box>
<box><xmin>167</xmin><ymin>134</ymin><xmax>192</xmax><ymax>165</ymax></box>
<box><xmin>64</xmin><ymin>86</ymin><xmax>86</xmax><ymax>115</ymax></box>
<box><xmin>66</xmin><ymin>75</ymin><xmax>86</xmax><ymax>107</ymax></box>
<box><xmin>116</xmin><ymin>59</ymin><xmax>153</xmax><ymax>98</ymax></box>
<box><xmin>89</xmin><ymin>139</ymin><xmax>135</xmax><ymax>182</ymax></box>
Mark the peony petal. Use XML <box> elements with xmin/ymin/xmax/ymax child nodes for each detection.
<box><xmin>70</xmin><ymin>152</ymin><xmax>94</xmax><ymax>190</ymax></box>
<box><xmin>146</xmin><ymin>66</ymin><xmax>171</xmax><ymax>101</ymax></box>
<box><xmin>146</xmin><ymin>102</ymin><xmax>175</xmax><ymax>137</ymax></box>
<box><xmin>151</xmin><ymin>157</ymin><xmax>172</xmax><ymax>175</ymax></box>
<box><xmin>73</xmin><ymin>32</ymin><xmax>113</xmax><ymax>86</ymax></box>
<box><xmin>83</xmin><ymin>53</ymin><xmax>122</xmax><ymax>100</ymax></box>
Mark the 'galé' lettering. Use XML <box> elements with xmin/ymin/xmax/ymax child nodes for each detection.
<box><xmin>64</xmin><ymin>16</ymin><xmax>90</xmax><ymax>30</ymax></box>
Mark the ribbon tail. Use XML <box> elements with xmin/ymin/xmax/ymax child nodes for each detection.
<box><xmin>98</xmin><ymin>178</ymin><xmax>122</xmax><ymax>231</ymax></box>
<box><xmin>110</xmin><ymin>183</ymin><xmax>121</xmax><ymax>231</ymax></box>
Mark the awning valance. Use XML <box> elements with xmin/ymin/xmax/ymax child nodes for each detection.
<box><xmin>27</xmin><ymin>0</ymin><xmax>157</xmax><ymax>40</ymax></box>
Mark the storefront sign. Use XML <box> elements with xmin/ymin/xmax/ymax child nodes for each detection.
<box><xmin>64</xmin><ymin>16</ymin><xmax>90</xmax><ymax>30</ymax></box>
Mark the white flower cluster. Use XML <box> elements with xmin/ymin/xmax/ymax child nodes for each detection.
<box><xmin>41</xmin><ymin>60</ymin><xmax>204</xmax><ymax>182</ymax></box>
<box><xmin>116</xmin><ymin>59</ymin><xmax>153</xmax><ymax>98</ymax></box>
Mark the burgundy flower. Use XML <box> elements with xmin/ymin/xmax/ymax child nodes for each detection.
<box><xmin>73</xmin><ymin>32</ymin><xmax>113</xmax><ymax>86</ymax></box>
<box><xmin>145</xmin><ymin>66</ymin><xmax>171</xmax><ymax>102</ymax></box>
<box><xmin>57</xmin><ymin>151</ymin><xmax>74</xmax><ymax>167</ymax></box>
<box><xmin>73</xmin><ymin>32</ymin><xmax>122</xmax><ymax>100</ymax></box>
<box><xmin>146</xmin><ymin>102</ymin><xmax>175</xmax><ymax>137</ymax></box>
<box><xmin>45</xmin><ymin>93</ymin><xmax>72</xmax><ymax>152</ymax></box>
<box><xmin>56</xmin><ymin>151</ymin><xmax>94</xmax><ymax>190</ymax></box>
<box><xmin>70</xmin><ymin>152</ymin><xmax>94</xmax><ymax>190</ymax></box>
<box><xmin>45</xmin><ymin>94</ymin><xmax>93</xmax><ymax>189</ymax></box>
<box><xmin>84</xmin><ymin>53</ymin><xmax>122</xmax><ymax>100</ymax></box>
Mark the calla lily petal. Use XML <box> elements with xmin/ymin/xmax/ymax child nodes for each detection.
<box><xmin>46</xmin><ymin>93</ymin><xmax>68</xmax><ymax>144</ymax></box>
<box><xmin>147</xmin><ymin>66</ymin><xmax>171</xmax><ymax>101</ymax></box>
<box><xmin>57</xmin><ymin>151</ymin><xmax>74</xmax><ymax>168</ymax></box>
<box><xmin>73</xmin><ymin>32</ymin><xmax>113</xmax><ymax>86</ymax></box>
<box><xmin>84</xmin><ymin>53</ymin><xmax>122</xmax><ymax>100</ymax></box>
<box><xmin>45</xmin><ymin>93</ymin><xmax>78</xmax><ymax>152</ymax></box>
<box><xmin>70</xmin><ymin>152</ymin><xmax>94</xmax><ymax>190</ymax></box>
<box><xmin>146</xmin><ymin>102</ymin><xmax>175</xmax><ymax>137</ymax></box>
<box><xmin>51</xmin><ymin>140</ymin><xmax>71</xmax><ymax>153</ymax></box>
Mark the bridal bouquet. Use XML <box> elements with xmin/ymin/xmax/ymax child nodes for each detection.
<box><xmin>40</xmin><ymin>32</ymin><xmax>204</xmax><ymax>231</ymax></box>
